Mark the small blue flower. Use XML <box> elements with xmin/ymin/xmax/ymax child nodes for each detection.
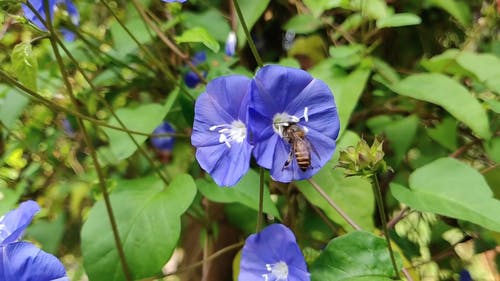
<box><xmin>191</xmin><ymin>75</ymin><xmax>252</xmax><ymax>186</ymax></box>
<box><xmin>184</xmin><ymin>51</ymin><xmax>207</xmax><ymax>88</ymax></box>
<box><xmin>248</xmin><ymin>65</ymin><xmax>340</xmax><ymax>183</ymax></box>
<box><xmin>459</xmin><ymin>269</ymin><xmax>472</xmax><ymax>281</ymax></box>
<box><xmin>239</xmin><ymin>224</ymin><xmax>310</xmax><ymax>281</ymax></box>
<box><xmin>161</xmin><ymin>0</ymin><xmax>188</xmax><ymax>3</ymax></box>
<box><xmin>22</xmin><ymin>0</ymin><xmax>80</xmax><ymax>41</ymax></box>
<box><xmin>225</xmin><ymin>31</ymin><xmax>237</xmax><ymax>56</ymax></box>
<box><xmin>0</xmin><ymin>200</ymin><xmax>69</xmax><ymax>281</ymax></box>
<box><xmin>151</xmin><ymin>121</ymin><xmax>176</xmax><ymax>151</ymax></box>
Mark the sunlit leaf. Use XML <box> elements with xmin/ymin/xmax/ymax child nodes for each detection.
<box><xmin>391</xmin><ymin>157</ymin><xmax>500</xmax><ymax>232</ymax></box>
<box><xmin>392</xmin><ymin>73</ymin><xmax>491</xmax><ymax>139</ymax></box>
<box><xmin>175</xmin><ymin>26</ymin><xmax>220</xmax><ymax>53</ymax></box>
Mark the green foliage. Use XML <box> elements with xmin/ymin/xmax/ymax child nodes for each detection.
<box><xmin>391</xmin><ymin>158</ymin><xmax>500</xmax><ymax>232</ymax></box>
<box><xmin>175</xmin><ymin>26</ymin><xmax>220</xmax><ymax>53</ymax></box>
<box><xmin>81</xmin><ymin>175</ymin><xmax>196</xmax><ymax>281</ymax></box>
<box><xmin>197</xmin><ymin>169</ymin><xmax>281</xmax><ymax>219</ymax></box>
<box><xmin>392</xmin><ymin>73</ymin><xmax>491</xmax><ymax>139</ymax></box>
<box><xmin>103</xmin><ymin>103</ymin><xmax>170</xmax><ymax>160</ymax></box>
<box><xmin>1</xmin><ymin>0</ymin><xmax>499</xmax><ymax>280</ymax></box>
<box><xmin>310</xmin><ymin>231</ymin><xmax>403</xmax><ymax>281</ymax></box>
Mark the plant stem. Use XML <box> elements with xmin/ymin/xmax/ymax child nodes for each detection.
<box><xmin>38</xmin><ymin>1</ymin><xmax>132</xmax><ymax>279</ymax></box>
<box><xmin>256</xmin><ymin>167</ymin><xmax>265</xmax><ymax>232</ymax></box>
<box><xmin>231</xmin><ymin>0</ymin><xmax>263</xmax><ymax>67</ymax></box>
<box><xmin>307</xmin><ymin>178</ymin><xmax>362</xmax><ymax>231</ymax></box>
<box><xmin>0</xmin><ymin>70</ymin><xmax>186</xmax><ymax>139</ymax></box>
<box><xmin>372</xmin><ymin>175</ymin><xmax>400</xmax><ymax>279</ymax></box>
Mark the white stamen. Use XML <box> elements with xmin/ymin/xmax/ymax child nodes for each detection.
<box><xmin>272</xmin><ymin>112</ymin><xmax>305</xmax><ymax>137</ymax></box>
<box><xmin>304</xmin><ymin>107</ymin><xmax>309</xmax><ymax>122</ymax></box>
<box><xmin>262</xmin><ymin>261</ymin><xmax>289</xmax><ymax>281</ymax></box>
<box><xmin>209</xmin><ymin>120</ymin><xmax>246</xmax><ymax>148</ymax></box>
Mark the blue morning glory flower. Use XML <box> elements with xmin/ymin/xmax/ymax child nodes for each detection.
<box><xmin>0</xmin><ymin>200</ymin><xmax>69</xmax><ymax>281</ymax></box>
<box><xmin>151</xmin><ymin>121</ymin><xmax>176</xmax><ymax>151</ymax></box>
<box><xmin>191</xmin><ymin>75</ymin><xmax>253</xmax><ymax>186</ymax></box>
<box><xmin>239</xmin><ymin>224</ymin><xmax>310</xmax><ymax>281</ymax></box>
<box><xmin>184</xmin><ymin>51</ymin><xmax>207</xmax><ymax>88</ymax></box>
<box><xmin>225</xmin><ymin>31</ymin><xmax>237</xmax><ymax>56</ymax></box>
<box><xmin>248</xmin><ymin>65</ymin><xmax>340</xmax><ymax>183</ymax></box>
<box><xmin>22</xmin><ymin>0</ymin><xmax>80</xmax><ymax>41</ymax></box>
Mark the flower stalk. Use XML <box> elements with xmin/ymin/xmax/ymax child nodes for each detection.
<box><xmin>372</xmin><ymin>175</ymin><xmax>400</xmax><ymax>279</ymax></box>
<box><xmin>231</xmin><ymin>0</ymin><xmax>263</xmax><ymax>67</ymax></box>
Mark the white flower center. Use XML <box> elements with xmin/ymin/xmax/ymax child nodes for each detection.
<box><xmin>262</xmin><ymin>261</ymin><xmax>289</xmax><ymax>281</ymax></box>
<box><xmin>272</xmin><ymin>107</ymin><xmax>309</xmax><ymax>137</ymax></box>
<box><xmin>209</xmin><ymin>120</ymin><xmax>247</xmax><ymax>148</ymax></box>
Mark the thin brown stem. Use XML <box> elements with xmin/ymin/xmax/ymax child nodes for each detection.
<box><xmin>38</xmin><ymin>1</ymin><xmax>132</xmax><ymax>278</ymax></box>
<box><xmin>306</xmin><ymin>178</ymin><xmax>362</xmax><ymax>231</ymax></box>
<box><xmin>387</xmin><ymin>206</ymin><xmax>410</xmax><ymax>229</ymax></box>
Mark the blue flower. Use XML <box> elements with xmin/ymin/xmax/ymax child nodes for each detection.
<box><xmin>459</xmin><ymin>269</ymin><xmax>472</xmax><ymax>281</ymax></box>
<box><xmin>191</xmin><ymin>75</ymin><xmax>252</xmax><ymax>186</ymax></box>
<box><xmin>0</xmin><ymin>200</ymin><xmax>69</xmax><ymax>281</ymax></box>
<box><xmin>151</xmin><ymin>121</ymin><xmax>176</xmax><ymax>151</ymax></box>
<box><xmin>184</xmin><ymin>51</ymin><xmax>207</xmax><ymax>88</ymax></box>
<box><xmin>161</xmin><ymin>0</ymin><xmax>188</xmax><ymax>3</ymax></box>
<box><xmin>225</xmin><ymin>31</ymin><xmax>237</xmax><ymax>56</ymax></box>
<box><xmin>22</xmin><ymin>0</ymin><xmax>80</xmax><ymax>41</ymax></box>
<box><xmin>248</xmin><ymin>65</ymin><xmax>340</xmax><ymax>183</ymax></box>
<box><xmin>239</xmin><ymin>224</ymin><xmax>310</xmax><ymax>281</ymax></box>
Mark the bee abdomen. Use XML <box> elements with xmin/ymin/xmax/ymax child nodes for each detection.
<box><xmin>295</xmin><ymin>153</ymin><xmax>311</xmax><ymax>171</ymax></box>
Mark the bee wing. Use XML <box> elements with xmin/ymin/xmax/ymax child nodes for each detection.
<box><xmin>305</xmin><ymin>137</ymin><xmax>321</xmax><ymax>166</ymax></box>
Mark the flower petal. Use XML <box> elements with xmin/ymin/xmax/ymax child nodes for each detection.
<box><xmin>0</xmin><ymin>242</ymin><xmax>69</xmax><ymax>281</ymax></box>
<box><xmin>191</xmin><ymin>75</ymin><xmax>252</xmax><ymax>186</ymax></box>
<box><xmin>239</xmin><ymin>224</ymin><xmax>309</xmax><ymax>281</ymax></box>
<box><xmin>22</xmin><ymin>0</ymin><xmax>57</xmax><ymax>30</ymax></box>
<box><xmin>0</xmin><ymin>200</ymin><xmax>40</xmax><ymax>245</ymax></box>
<box><xmin>195</xmin><ymin>142</ymin><xmax>251</xmax><ymax>186</ymax></box>
<box><xmin>250</xmin><ymin>65</ymin><xmax>314</xmax><ymax>117</ymax></box>
<box><xmin>63</xmin><ymin>0</ymin><xmax>79</xmax><ymax>25</ymax></box>
<box><xmin>151</xmin><ymin>121</ymin><xmax>175</xmax><ymax>151</ymax></box>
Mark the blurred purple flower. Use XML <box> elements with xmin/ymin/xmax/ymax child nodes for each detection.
<box><xmin>191</xmin><ymin>75</ymin><xmax>252</xmax><ymax>186</ymax></box>
<box><xmin>22</xmin><ymin>0</ymin><xmax>80</xmax><ymax>41</ymax></box>
<box><xmin>161</xmin><ymin>0</ymin><xmax>187</xmax><ymax>2</ymax></box>
<box><xmin>239</xmin><ymin>224</ymin><xmax>310</xmax><ymax>281</ymax></box>
<box><xmin>184</xmin><ymin>51</ymin><xmax>207</xmax><ymax>88</ymax></box>
<box><xmin>225</xmin><ymin>31</ymin><xmax>237</xmax><ymax>56</ymax></box>
<box><xmin>151</xmin><ymin>121</ymin><xmax>175</xmax><ymax>151</ymax></box>
<box><xmin>248</xmin><ymin>65</ymin><xmax>340</xmax><ymax>183</ymax></box>
<box><xmin>459</xmin><ymin>269</ymin><xmax>472</xmax><ymax>281</ymax></box>
<box><xmin>0</xmin><ymin>200</ymin><xmax>69</xmax><ymax>281</ymax></box>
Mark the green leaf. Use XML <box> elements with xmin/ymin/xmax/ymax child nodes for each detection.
<box><xmin>426</xmin><ymin>117</ymin><xmax>458</xmax><ymax>151</ymax></box>
<box><xmin>0</xmin><ymin>86</ymin><xmax>29</xmax><ymax>129</ymax></box>
<box><xmin>175</xmin><ymin>27</ymin><xmax>220</xmax><ymax>53</ymax></box>
<box><xmin>425</xmin><ymin>0</ymin><xmax>471</xmax><ymax>26</ymax></box>
<box><xmin>11</xmin><ymin>42</ymin><xmax>38</xmax><ymax>92</ymax></box>
<box><xmin>283</xmin><ymin>14</ymin><xmax>323</xmax><ymax>34</ymax></box>
<box><xmin>103</xmin><ymin>103</ymin><xmax>168</xmax><ymax>160</ymax></box>
<box><xmin>391</xmin><ymin>157</ymin><xmax>500</xmax><ymax>232</ymax></box>
<box><xmin>235</xmin><ymin>0</ymin><xmax>271</xmax><ymax>48</ymax></box>
<box><xmin>392</xmin><ymin>73</ymin><xmax>491</xmax><ymax>139</ymax></box>
<box><xmin>379</xmin><ymin>115</ymin><xmax>419</xmax><ymax>165</ymax></box>
<box><xmin>184</xmin><ymin>9</ymin><xmax>231</xmax><ymax>42</ymax></box>
<box><xmin>197</xmin><ymin>169</ymin><xmax>281</xmax><ymax>219</ymax></box>
<box><xmin>484</xmin><ymin>137</ymin><xmax>500</xmax><ymax>163</ymax></box>
<box><xmin>297</xmin><ymin>131</ymin><xmax>375</xmax><ymax>231</ymax></box>
<box><xmin>310</xmin><ymin>231</ymin><xmax>402</xmax><ymax>281</ymax></box>
<box><xmin>328</xmin><ymin>44</ymin><xmax>365</xmax><ymax>68</ymax></box>
<box><xmin>82</xmin><ymin>174</ymin><xmax>197</xmax><ymax>281</ymax></box>
<box><xmin>350</xmin><ymin>0</ymin><xmax>389</xmax><ymax>20</ymax></box>
<box><xmin>376</xmin><ymin>13</ymin><xmax>421</xmax><ymax>28</ymax></box>
<box><xmin>311</xmin><ymin>61</ymin><xmax>371</xmax><ymax>135</ymax></box>
<box><xmin>302</xmin><ymin>0</ymin><xmax>347</xmax><ymax>17</ymax></box>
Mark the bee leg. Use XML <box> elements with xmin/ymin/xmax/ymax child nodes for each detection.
<box><xmin>282</xmin><ymin>150</ymin><xmax>293</xmax><ymax>171</ymax></box>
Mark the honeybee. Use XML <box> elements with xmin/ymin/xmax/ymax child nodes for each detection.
<box><xmin>281</xmin><ymin>123</ymin><xmax>313</xmax><ymax>171</ymax></box>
